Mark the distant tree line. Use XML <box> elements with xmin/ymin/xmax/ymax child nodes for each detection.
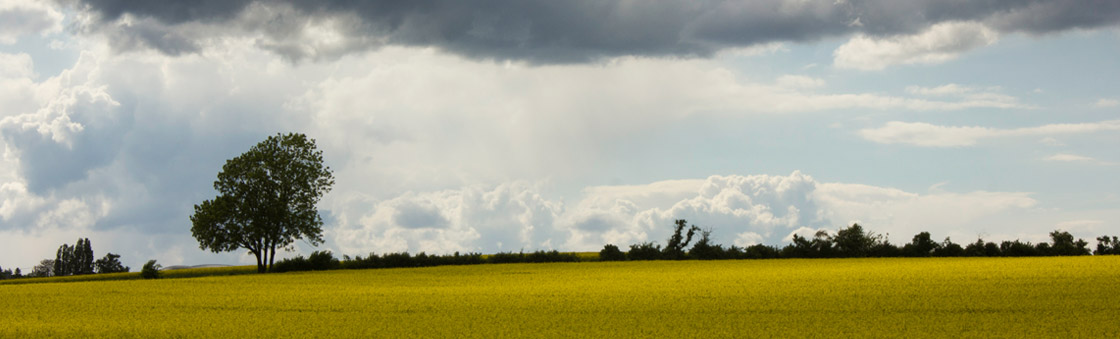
<box><xmin>10</xmin><ymin>221</ymin><xmax>1114</xmax><ymax>279</ymax></box>
<box><xmin>267</xmin><ymin>220</ymin><xmax>1115</xmax><ymax>275</ymax></box>
<box><xmin>1</xmin><ymin>238</ymin><xmax>131</xmax><ymax>280</ymax></box>
<box><xmin>600</xmin><ymin>221</ymin><xmax>1112</xmax><ymax>261</ymax></box>
<box><xmin>271</xmin><ymin>250</ymin><xmax>583</xmax><ymax>273</ymax></box>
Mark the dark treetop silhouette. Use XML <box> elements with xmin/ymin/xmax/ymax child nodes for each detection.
<box><xmin>190</xmin><ymin>133</ymin><xmax>334</xmax><ymax>273</ymax></box>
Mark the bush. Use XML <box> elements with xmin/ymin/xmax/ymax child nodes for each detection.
<box><xmin>526</xmin><ymin>250</ymin><xmax>579</xmax><ymax>263</ymax></box>
<box><xmin>141</xmin><ymin>260</ymin><xmax>161</xmax><ymax>279</ymax></box>
<box><xmin>1000</xmin><ymin>240</ymin><xmax>1038</xmax><ymax>257</ymax></box>
<box><xmin>382</xmin><ymin>252</ymin><xmax>416</xmax><ymax>268</ymax></box>
<box><xmin>487</xmin><ymin>251</ymin><xmax>525</xmax><ymax>264</ymax></box>
<box><xmin>689</xmin><ymin>242</ymin><xmax>725</xmax><ymax>260</ymax></box>
<box><xmin>744</xmin><ymin>244</ymin><xmax>780</xmax><ymax>259</ymax></box>
<box><xmin>272</xmin><ymin>251</ymin><xmax>340</xmax><ymax>273</ymax></box>
<box><xmin>627</xmin><ymin>242</ymin><xmax>662</xmax><ymax>261</ymax></box>
<box><xmin>337</xmin><ymin>252</ymin><xmax>485</xmax><ymax>270</ymax></box>
<box><xmin>485</xmin><ymin>250</ymin><xmax>579</xmax><ymax>264</ymax></box>
<box><xmin>1096</xmin><ymin>236</ymin><xmax>1120</xmax><ymax>255</ymax></box>
<box><xmin>933</xmin><ymin>238</ymin><xmax>965</xmax><ymax>257</ymax></box>
<box><xmin>599</xmin><ymin>244</ymin><xmax>626</xmax><ymax>261</ymax></box>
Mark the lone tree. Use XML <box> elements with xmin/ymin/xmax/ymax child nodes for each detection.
<box><xmin>190</xmin><ymin>133</ymin><xmax>334</xmax><ymax>273</ymax></box>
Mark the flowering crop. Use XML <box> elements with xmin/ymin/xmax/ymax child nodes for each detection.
<box><xmin>2</xmin><ymin>257</ymin><xmax>1117</xmax><ymax>337</ymax></box>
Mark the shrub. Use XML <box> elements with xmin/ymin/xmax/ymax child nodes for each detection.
<box><xmin>272</xmin><ymin>251</ymin><xmax>340</xmax><ymax>273</ymax></box>
<box><xmin>627</xmin><ymin>242</ymin><xmax>662</xmax><ymax>261</ymax></box>
<box><xmin>526</xmin><ymin>250</ymin><xmax>579</xmax><ymax>263</ymax></box>
<box><xmin>744</xmin><ymin>244</ymin><xmax>780</xmax><ymax>259</ymax></box>
<box><xmin>308</xmin><ymin>251</ymin><xmax>340</xmax><ymax>270</ymax></box>
<box><xmin>599</xmin><ymin>244</ymin><xmax>626</xmax><ymax>261</ymax></box>
<box><xmin>141</xmin><ymin>260</ymin><xmax>161</xmax><ymax>279</ymax></box>
<box><xmin>933</xmin><ymin>238</ymin><xmax>965</xmax><ymax>257</ymax></box>
<box><xmin>1000</xmin><ymin>240</ymin><xmax>1038</xmax><ymax>257</ymax></box>
<box><xmin>689</xmin><ymin>242</ymin><xmax>725</xmax><ymax>260</ymax></box>
<box><xmin>1096</xmin><ymin>236</ymin><xmax>1120</xmax><ymax>255</ymax></box>
<box><xmin>487</xmin><ymin>251</ymin><xmax>525</xmax><ymax>264</ymax></box>
<box><xmin>382</xmin><ymin>252</ymin><xmax>416</xmax><ymax>268</ymax></box>
<box><xmin>663</xmin><ymin>220</ymin><xmax>700</xmax><ymax>260</ymax></box>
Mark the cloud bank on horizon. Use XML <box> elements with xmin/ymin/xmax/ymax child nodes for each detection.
<box><xmin>1</xmin><ymin>0</ymin><xmax>1118</xmax><ymax>269</ymax></box>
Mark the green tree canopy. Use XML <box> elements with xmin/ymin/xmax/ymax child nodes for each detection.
<box><xmin>95</xmin><ymin>253</ymin><xmax>130</xmax><ymax>274</ymax></box>
<box><xmin>190</xmin><ymin>133</ymin><xmax>334</xmax><ymax>273</ymax></box>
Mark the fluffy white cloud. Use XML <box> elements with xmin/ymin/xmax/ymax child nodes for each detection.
<box><xmin>324</xmin><ymin>171</ymin><xmax>1048</xmax><ymax>256</ymax></box>
<box><xmin>834</xmin><ymin>21</ymin><xmax>999</xmax><ymax>70</ymax></box>
<box><xmin>860</xmin><ymin>120</ymin><xmax>1120</xmax><ymax>147</ymax></box>
<box><xmin>0</xmin><ymin>3</ymin><xmax>1105</xmax><ymax>271</ymax></box>
<box><xmin>333</xmin><ymin>182</ymin><xmax>564</xmax><ymax>255</ymax></box>
<box><xmin>0</xmin><ymin>0</ymin><xmax>63</xmax><ymax>44</ymax></box>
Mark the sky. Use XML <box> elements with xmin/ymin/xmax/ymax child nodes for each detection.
<box><xmin>1</xmin><ymin>0</ymin><xmax>1118</xmax><ymax>270</ymax></box>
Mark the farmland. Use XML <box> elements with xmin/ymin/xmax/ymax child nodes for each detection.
<box><xmin>2</xmin><ymin>257</ymin><xmax>1118</xmax><ymax>337</ymax></box>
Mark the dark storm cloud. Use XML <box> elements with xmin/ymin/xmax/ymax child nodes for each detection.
<box><xmin>64</xmin><ymin>0</ymin><xmax>1120</xmax><ymax>63</ymax></box>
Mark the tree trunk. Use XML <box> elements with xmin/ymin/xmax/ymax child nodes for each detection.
<box><xmin>268</xmin><ymin>245</ymin><xmax>276</xmax><ymax>272</ymax></box>
<box><xmin>254</xmin><ymin>250</ymin><xmax>265</xmax><ymax>273</ymax></box>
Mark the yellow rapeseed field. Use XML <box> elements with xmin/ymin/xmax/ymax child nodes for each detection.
<box><xmin>2</xmin><ymin>257</ymin><xmax>1118</xmax><ymax>337</ymax></box>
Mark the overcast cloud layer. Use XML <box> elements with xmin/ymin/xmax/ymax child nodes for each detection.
<box><xmin>1</xmin><ymin>1</ymin><xmax>1119</xmax><ymax>270</ymax></box>
<box><xmin>61</xmin><ymin>0</ymin><xmax>1120</xmax><ymax>63</ymax></box>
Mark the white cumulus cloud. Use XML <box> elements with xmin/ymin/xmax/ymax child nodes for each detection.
<box><xmin>834</xmin><ymin>21</ymin><xmax>999</xmax><ymax>71</ymax></box>
<box><xmin>0</xmin><ymin>0</ymin><xmax>64</xmax><ymax>44</ymax></box>
<box><xmin>326</xmin><ymin>172</ymin><xmax>1046</xmax><ymax>256</ymax></box>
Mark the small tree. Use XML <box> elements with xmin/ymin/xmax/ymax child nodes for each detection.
<box><xmin>31</xmin><ymin>259</ymin><xmax>54</xmax><ymax>277</ymax></box>
<box><xmin>54</xmin><ymin>244</ymin><xmax>72</xmax><ymax>276</ymax></box>
<box><xmin>1000</xmin><ymin>240</ymin><xmax>1038</xmax><ymax>256</ymax></box>
<box><xmin>1096</xmin><ymin>235</ymin><xmax>1119</xmax><ymax>255</ymax></box>
<box><xmin>599</xmin><ymin>244</ymin><xmax>626</xmax><ymax>261</ymax></box>
<box><xmin>933</xmin><ymin>237</ymin><xmax>965</xmax><ymax>257</ymax></box>
<box><xmin>903</xmin><ymin>232</ymin><xmax>940</xmax><ymax>257</ymax></box>
<box><xmin>627</xmin><ymin>242</ymin><xmax>662</xmax><ymax>260</ymax></box>
<box><xmin>663</xmin><ymin>219</ymin><xmax>699</xmax><ymax>259</ymax></box>
<box><xmin>141</xmin><ymin>260</ymin><xmax>161</xmax><ymax>279</ymax></box>
<box><xmin>964</xmin><ymin>239</ymin><xmax>986</xmax><ymax>257</ymax></box>
<box><xmin>94</xmin><ymin>253</ymin><xmax>130</xmax><ymax>273</ymax></box>
<box><xmin>810</xmin><ymin>230</ymin><xmax>835</xmax><ymax>258</ymax></box>
<box><xmin>834</xmin><ymin>224</ymin><xmax>880</xmax><ymax>257</ymax></box>
<box><xmin>689</xmin><ymin>228</ymin><xmax>725</xmax><ymax>260</ymax></box>
<box><xmin>1047</xmin><ymin>230</ymin><xmax>1090</xmax><ymax>256</ymax></box>
<box><xmin>190</xmin><ymin>133</ymin><xmax>335</xmax><ymax>273</ymax></box>
<box><xmin>77</xmin><ymin>238</ymin><xmax>95</xmax><ymax>275</ymax></box>
<box><xmin>782</xmin><ymin>234</ymin><xmax>815</xmax><ymax>258</ymax></box>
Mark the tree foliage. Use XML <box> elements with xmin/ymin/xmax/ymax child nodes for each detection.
<box><xmin>30</xmin><ymin>259</ymin><xmax>54</xmax><ymax>277</ymax></box>
<box><xmin>903</xmin><ymin>232</ymin><xmax>939</xmax><ymax>257</ymax></box>
<box><xmin>833</xmin><ymin>224</ymin><xmax>880</xmax><ymax>257</ymax></box>
<box><xmin>94</xmin><ymin>253</ymin><xmax>131</xmax><ymax>273</ymax></box>
<box><xmin>54</xmin><ymin>238</ymin><xmax>95</xmax><ymax>276</ymax></box>
<box><xmin>190</xmin><ymin>133</ymin><xmax>334</xmax><ymax>273</ymax></box>
<box><xmin>1046</xmin><ymin>230</ymin><xmax>1090</xmax><ymax>256</ymax></box>
<box><xmin>1096</xmin><ymin>236</ymin><xmax>1120</xmax><ymax>255</ymax></box>
<box><xmin>0</xmin><ymin>266</ymin><xmax>20</xmax><ymax>280</ymax></box>
<box><xmin>598</xmin><ymin>244</ymin><xmax>626</xmax><ymax>261</ymax></box>
<box><xmin>663</xmin><ymin>219</ymin><xmax>700</xmax><ymax>259</ymax></box>
<box><xmin>141</xmin><ymin>260</ymin><xmax>161</xmax><ymax>279</ymax></box>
